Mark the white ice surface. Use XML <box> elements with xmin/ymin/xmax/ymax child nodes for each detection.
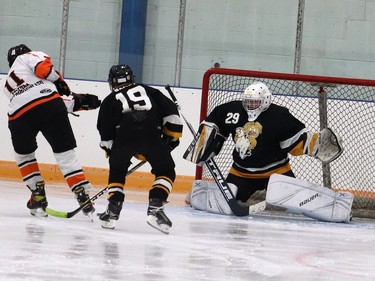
<box><xmin>0</xmin><ymin>179</ymin><xmax>374</xmax><ymax>281</ymax></box>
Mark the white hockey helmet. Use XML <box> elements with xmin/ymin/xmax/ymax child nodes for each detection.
<box><xmin>242</xmin><ymin>82</ymin><xmax>272</xmax><ymax>121</ymax></box>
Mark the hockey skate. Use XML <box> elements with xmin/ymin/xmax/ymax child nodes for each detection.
<box><xmin>98</xmin><ymin>200</ymin><xmax>123</xmax><ymax>229</ymax></box>
<box><xmin>147</xmin><ymin>199</ymin><xmax>172</xmax><ymax>234</ymax></box>
<box><xmin>27</xmin><ymin>181</ymin><xmax>48</xmax><ymax>217</ymax></box>
<box><xmin>74</xmin><ymin>186</ymin><xmax>95</xmax><ymax>220</ymax></box>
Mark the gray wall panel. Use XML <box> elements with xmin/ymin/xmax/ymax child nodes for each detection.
<box><xmin>1</xmin><ymin>0</ymin><xmax>375</xmax><ymax>87</ymax></box>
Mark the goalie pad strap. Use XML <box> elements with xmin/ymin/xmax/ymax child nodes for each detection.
<box><xmin>266</xmin><ymin>174</ymin><xmax>353</xmax><ymax>222</ymax></box>
<box><xmin>183</xmin><ymin>122</ymin><xmax>225</xmax><ymax>165</ymax></box>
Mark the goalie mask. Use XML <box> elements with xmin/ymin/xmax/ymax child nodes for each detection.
<box><xmin>7</xmin><ymin>44</ymin><xmax>31</xmax><ymax>67</ymax></box>
<box><xmin>242</xmin><ymin>82</ymin><xmax>272</xmax><ymax>121</ymax></box>
<box><xmin>108</xmin><ymin>64</ymin><xmax>135</xmax><ymax>91</ymax></box>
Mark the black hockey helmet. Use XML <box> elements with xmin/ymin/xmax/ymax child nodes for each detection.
<box><xmin>7</xmin><ymin>44</ymin><xmax>31</xmax><ymax>67</ymax></box>
<box><xmin>108</xmin><ymin>64</ymin><xmax>135</xmax><ymax>90</ymax></box>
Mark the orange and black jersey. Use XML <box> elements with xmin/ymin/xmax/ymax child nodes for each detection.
<box><xmin>205</xmin><ymin>101</ymin><xmax>309</xmax><ymax>177</ymax></box>
<box><xmin>3</xmin><ymin>51</ymin><xmax>63</xmax><ymax>120</ymax></box>
<box><xmin>97</xmin><ymin>83</ymin><xmax>183</xmax><ymax>142</ymax></box>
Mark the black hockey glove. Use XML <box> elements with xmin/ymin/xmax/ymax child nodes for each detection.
<box><xmin>54</xmin><ymin>72</ymin><xmax>71</xmax><ymax>96</ymax></box>
<box><xmin>54</xmin><ymin>79</ymin><xmax>71</xmax><ymax>96</ymax></box>
<box><xmin>162</xmin><ymin>135</ymin><xmax>180</xmax><ymax>151</ymax></box>
<box><xmin>73</xmin><ymin>93</ymin><xmax>101</xmax><ymax>111</ymax></box>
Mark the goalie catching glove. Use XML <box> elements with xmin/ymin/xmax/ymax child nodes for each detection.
<box><xmin>73</xmin><ymin>93</ymin><xmax>101</xmax><ymax>111</ymax></box>
<box><xmin>183</xmin><ymin>122</ymin><xmax>226</xmax><ymax>165</ymax></box>
<box><xmin>305</xmin><ymin>127</ymin><xmax>343</xmax><ymax>163</ymax></box>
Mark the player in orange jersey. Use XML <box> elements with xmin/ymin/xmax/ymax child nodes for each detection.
<box><xmin>4</xmin><ymin>44</ymin><xmax>101</xmax><ymax>218</ymax></box>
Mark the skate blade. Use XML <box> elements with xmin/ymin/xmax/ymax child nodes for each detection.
<box><xmin>101</xmin><ymin>219</ymin><xmax>116</xmax><ymax>229</ymax></box>
<box><xmin>147</xmin><ymin>216</ymin><xmax>170</xmax><ymax>234</ymax></box>
<box><xmin>30</xmin><ymin>208</ymin><xmax>48</xmax><ymax>217</ymax></box>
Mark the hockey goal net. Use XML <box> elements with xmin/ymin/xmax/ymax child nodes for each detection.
<box><xmin>198</xmin><ymin>67</ymin><xmax>375</xmax><ymax>218</ymax></box>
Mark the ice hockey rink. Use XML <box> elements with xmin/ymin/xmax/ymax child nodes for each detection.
<box><xmin>1</xmin><ymin>179</ymin><xmax>374</xmax><ymax>281</ymax></box>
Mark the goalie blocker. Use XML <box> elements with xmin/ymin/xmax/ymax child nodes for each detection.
<box><xmin>266</xmin><ymin>174</ymin><xmax>353</xmax><ymax>222</ymax></box>
<box><xmin>183</xmin><ymin>122</ymin><xmax>226</xmax><ymax>165</ymax></box>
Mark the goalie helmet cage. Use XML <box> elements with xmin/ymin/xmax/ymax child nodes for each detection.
<box><xmin>197</xmin><ymin>67</ymin><xmax>375</xmax><ymax>218</ymax></box>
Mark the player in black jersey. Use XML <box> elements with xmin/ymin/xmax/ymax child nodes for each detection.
<box><xmin>185</xmin><ymin>82</ymin><xmax>342</xmax><ymax>211</ymax></box>
<box><xmin>97</xmin><ymin>64</ymin><xmax>183</xmax><ymax>233</ymax></box>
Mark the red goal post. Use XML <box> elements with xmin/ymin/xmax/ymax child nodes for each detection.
<box><xmin>198</xmin><ymin>67</ymin><xmax>375</xmax><ymax>217</ymax></box>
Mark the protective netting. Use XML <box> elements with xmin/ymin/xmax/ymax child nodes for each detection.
<box><xmin>199</xmin><ymin>68</ymin><xmax>375</xmax><ymax>217</ymax></box>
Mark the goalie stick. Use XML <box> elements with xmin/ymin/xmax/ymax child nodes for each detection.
<box><xmin>165</xmin><ymin>85</ymin><xmax>266</xmax><ymax>216</ymax></box>
<box><xmin>45</xmin><ymin>160</ymin><xmax>146</xmax><ymax>218</ymax></box>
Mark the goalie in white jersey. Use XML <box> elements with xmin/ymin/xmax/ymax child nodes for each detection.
<box><xmin>184</xmin><ymin>82</ymin><xmax>352</xmax><ymax>222</ymax></box>
<box><xmin>3</xmin><ymin>44</ymin><xmax>101</xmax><ymax>218</ymax></box>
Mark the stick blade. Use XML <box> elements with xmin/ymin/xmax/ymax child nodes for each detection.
<box><xmin>45</xmin><ymin>207</ymin><xmax>68</xmax><ymax>218</ymax></box>
<box><xmin>228</xmin><ymin>199</ymin><xmax>250</xmax><ymax>216</ymax></box>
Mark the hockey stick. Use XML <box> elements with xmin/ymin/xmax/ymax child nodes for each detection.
<box><xmin>165</xmin><ymin>85</ymin><xmax>266</xmax><ymax>216</ymax></box>
<box><xmin>45</xmin><ymin>160</ymin><xmax>147</xmax><ymax>218</ymax></box>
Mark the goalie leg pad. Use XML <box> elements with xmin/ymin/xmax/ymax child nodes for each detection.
<box><xmin>266</xmin><ymin>174</ymin><xmax>353</xmax><ymax>222</ymax></box>
<box><xmin>190</xmin><ymin>180</ymin><xmax>237</xmax><ymax>215</ymax></box>
<box><xmin>190</xmin><ymin>180</ymin><xmax>209</xmax><ymax>211</ymax></box>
